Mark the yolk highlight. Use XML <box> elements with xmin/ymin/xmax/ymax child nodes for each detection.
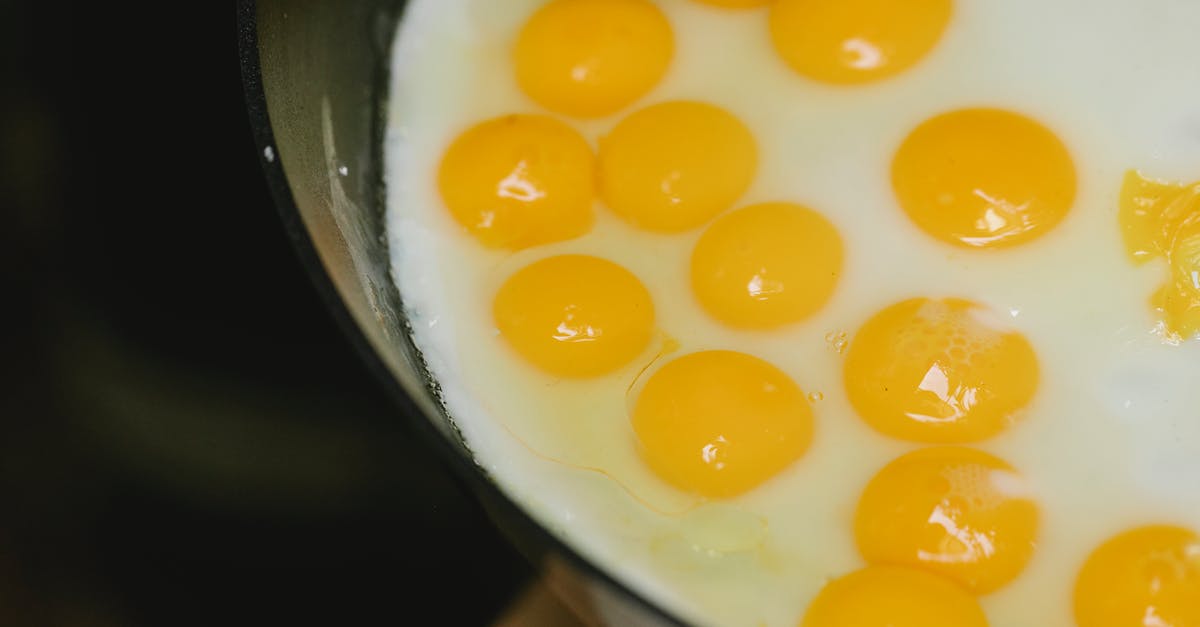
<box><xmin>514</xmin><ymin>0</ymin><xmax>673</xmax><ymax>118</ymax></box>
<box><xmin>438</xmin><ymin>114</ymin><xmax>595</xmax><ymax>250</ymax></box>
<box><xmin>843</xmin><ymin>297</ymin><xmax>1039</xmax><ymax>443</ymax></box>
<box><xmin>493</xmin><ymin>255</ymin><xmax>654</xmax><ymax>377</ymax></box>
<box><xmin>769</xmin><ymin>0</ymin><xmax>953</xmax><ymax>85</ymax></box>
<box><xmin>1074</xmin><ymin>525</ymin><xmax>1200</xmax><ymax>627</ymax></box>
<box><xmin>892</xmin><ymin>108</ymin><xmax>1076</xmax><ymax>249</ymax></box>
<box><xmin>854</xmin><ymin>447</ymin><xmax>1039</xmax><ymax>594</ymax></box>
<box><xmin>692</xmin><ymin>0</ymin><xmax>773</xmax><ymax>8</ymax></box>
<box><xmin>691</xmin><ymin>202</ymin><xmax>844</xmax><ymax>329</ymax></box>
<box><xmin>801</xmin><ymin>565</ymin><xmax>988</xmax><ymax>627</ymax></box>
<box><xmin>631</xmin><ymin>350</ymin><xmax>813</xmax><ymax>498</ymax></box>
<box><xmin>1118</xmin><ymin>170</ymin><xmax>1200</xmax><ymax>341</ymax></box>
<box><xmin>599</xmin><ymin>101</ymin><xmax>758</xmax><ymax>233</ymax></box>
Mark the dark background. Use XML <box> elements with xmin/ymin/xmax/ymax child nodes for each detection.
<box><xmin>2</xmin><ymin>2</ymin><xmax>533</xmax><ymax>624</ymax></box>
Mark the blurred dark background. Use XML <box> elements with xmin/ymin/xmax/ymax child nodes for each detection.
<box><xmin>1</xmin><ymin>2</ymin><xmax>534</xmax><ymax>624</ymax></box>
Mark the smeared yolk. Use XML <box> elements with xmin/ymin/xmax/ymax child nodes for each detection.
<box><xmin>801</xmin><ymin>565</ymin><xmax>988</xmax><ymax>627</ymax></box>
<box><xmin>1118</xmin><ymin>170</ymin><xmax>1200</xmax><ymax>341</ymax></box>
<box><xmin>769</xmin><ymin>0</ymin><xmax>953</xmax><ymax>85</ymax></box>
<box><xmin>843</xmin><ymin>297</ymin><xmax>1039</xmax><ymax>443</ymax></box>
<box><xmin>493</xmin><ymin>255</ymin><xmax>654</xmax><ymax>377</ymax></box>
<box><xmin>438</xmin><ymin>114</ymin><xmax>595</xmax><ymax>250</ymax></box>
<box><xmin>691</xmin><ymin>202</ymin><xmax>844</xmax><ymax>329</ymax></box>
<box><xmin>1074</xmin><ymin>525</ymin><xmax>1200</xmax><ymax>627</ymax></box>
<box><xmin>514</xmin><ymin>0</ymin><xmax>673</xmax><ymax>118</ymax></box>
<box><xmin>599</xmin><ymin>101</ymin><xmax>758</xmax><ymax>233</ymax></box>
<box><xmin>892</xmin><ymin>108</ymin><xmax>1076</xmax><ymax>249</ymax></box>
<box><xmin>854</xmin><ymin>447</ymin><xmax>1039</xmax><ymax>594</ymax></box>
<box><xmin>631</xmin><ymin>350</ymin><xmax>813</xmax><ymax>498</ymax></box>
<box><xmin>692</xmin><ymin>0</ymin><xmax>773</xmax><ymax>8</ymax></box>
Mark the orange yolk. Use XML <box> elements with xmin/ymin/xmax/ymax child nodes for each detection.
<box><xmin>800</xmin><ymin>565</ymin><xmax>988</xmax><ymax>627</ymax></box>
<box><xmin>892</xmin><ymin>108</ymin><xmax>1076</xmax><ymax>249</ymax></box>
<box><xmin>769</xmin><ymin>0</ymin><xmax>953</xmax><ymax>85</ymax></box>
<box><xmin>854</xmin><ymin>447</ymin><xmax>1039</xmax><ymax>594</ymax></box>
<box><xmin>691</xmin><ymin>202</ymin><xmax>844</xmax><ymax>329</ymax></box>
<box><xmin>631</xmin><ymin>350</ymin><xmax>813</xmax><ymax>498</ymax></box>
<box><xmin>438</xmin><ymin>114</ymin><xmax>595</xmax><ymax>250</ymax></box>
<box><xmin>1118</xmin><ymin>170</ymin><xmax>1200</xmax><ymax>340</ymax></box>
<box><xmin>843</xmin><ymin>297</ymin><xmax>1039</xmax><ymax>443</ymax></box>
<box><xmin>514</xmin><ymin>0</ymin><xmax>673</xmax><ymax>118</ymax></box>
<box><xmin>493</xmin><ymin>255</ymin><xmax>654</xmax><ymax>377</ymax></box>
<box><xmin>599</xmin><ymin>101</ymin><xmax>758</xmax><ymax>233</ymax></box>
<box><xmin>692</xmin><ymin>0</ymin><xmax>773</xmax><ymax>7</ymax></box>
<box><xmin>1074</xmin><ymin>525</ymin><xmax>1200</xmax><ymax>627</ymax></box>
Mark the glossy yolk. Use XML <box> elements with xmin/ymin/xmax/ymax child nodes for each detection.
<box><xmin>1074</xmin><ymin>525</ymin><xmax>1200</xmax><ymax>627</ymax></box>
<box><xmin>493</xmin><ymin>255</ymin><xmax>654</xmax><ymax>377</ymax></box>
<box><xmin>599</xmin><ymin>101</ymin><xmax>758</xmax><ymax>233</ymax></box>
<box><xmin>692</xmin><ymin>0</ymin><xmax>773</xmax><ymax>8</ymax></box>
<box><xmin>854</xmin><ymin>447</ymin><xmax>1039</xmax><ymax>594</ymax></box>
<box><xmin>800</xmin><ymin>565</ymin><xmax>988</xmax><ymax>627</ymax></box>
<box><xmin>691</xmin><ymin>202</ymin><xmax>844</xmax><ymax>329</ymax></box>
<box><xmin>631</xmin><ymin>350</ymin><xmax>813</xmax><ymax>498</ymax></box>
<box><xmin>892</xmin><ymin>108</ymin><xmax>1076</xmax><ymax>249</ymax></box>
<box><xmin>438</xmin><ymin>114</ymin><xmax>595</xmax><ymax>250</ymax></box>
<box><xmin>843</xmin><ymin>297</ymin><xmax>1039</xmax><ymax>443</ymax></box>
<box><xmin>769</xmin><ymin>0</ymin><xmax>953</xmax><ymax>85</ymax></box>
<box><xmin>513</xmin><ymin>0</ymin><xmax>673</xmax><ymax>118</ymax></box>
<box><xmin>1118</xmin><ymin>170</ymin><xmax>1200</xmax><ymax>341</ymax></box>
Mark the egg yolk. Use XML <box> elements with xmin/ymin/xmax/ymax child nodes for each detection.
<box><xmin>1074</xmin><ymin>525</ymin><xmax>1200</xmax><ymax>627</ymax></box>
<box><xmin>1118</xmin><ymin>170</ymin><xmax>1200</xmax><ymax>341</ymax></box>
<box><xmin>513</xmin><ymin>0</ymin><xmax>673</xmax><ymax>118</ymax></box>
<box><xmin>854</xmin><ymin>447</ymin><xmax>1038</xmax><ymax>594</ymax></box>
<box><xmin>631</xmin><ymin>350</ymin><xmax>813</xmax><ymax>498</ymax></box>
<box><xmin>843</xmin><ymin>297</ymin><xmax>1039</xmax><ymax>443</ymax></box>
<box><xmin>769</xmin><ymin>0</ymin><xmax>953</xmax><ymax>85</ymax></box>
<box><xmin>691</xmin><ymin>202</ymin><xmax>844</xmax><ymax>329</ymax></box>
<box><xmin>599</xmin><ymin>101</ymin><xmax>758</xmax><ymax>233</ymax></box>
<box><xmin>493</xmin><ymin>255</ymin><xmax>654</xmax><ymax>377</ymax></box>
<box><xmin>691</xmin><ymin>0</ymin><xmax>773</xmax><ymax>8</ymax></box>
<box><xmin>801</xmin><ymin>565</ymin><xmax>988</xmax><ymax>627</ymax></box>
<box><xmin>438</xmin><ymin>114</ymin><xmax>595</xmax><ymax>250</ymax></box>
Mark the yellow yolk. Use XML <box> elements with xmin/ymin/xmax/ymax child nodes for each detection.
<box><xmin>892</xmin><ymin>108</ymin><xmax>1077</xmax><ymax>249</ymax></box>
<box><xmin>769</xmin><ymin>0</ymin><xmax>953</xmax><ymax>85</ymax></box>
<box><xmin>1074</xmin><ymin>525</ymin><xmax>1200</xmax><ymax>627</ymax></box>
<box><xmin>692</xmin><ymin>0</ymin><xmax>773</xmax><ymax>8</ymax></box>
<box><xmin>513</xmin><ymin>0</ymin><xmax>673</xmax><ymax>118</ymax></box>
<box><xmin>800</xmin><ymin>566</ymin><xmax>988</xmax><ymax>627</ymax></box>
<box><xmin>854</xmin><ymin>447</ymin><xmax>1039</xmax><ymax>594</ymax></box>
<box><xmin>843</xmin><ymin>297</ymin><xmax>1040</xmax><ymax>443</ymax></box>
<box><xmin>438</xmin><ymin>114</ymin><xmax>595</xmax><ymax>250</ymax></box>
<box><xmin>493</xmin><ymin>255</ymin><xmax>654</xmax><ymax>377</ymax></box>
<box><xmin>1118</xmin><ymin>170</ymin><xmax>1200</xmax><ymax>340</ymax></box>
<box><xmin>599</xmin><ymin>101</ymin><xmax>758</xmax><ymax>233</ymax></box>
<box><xmin>631</xmin><ymin>350</ymin><xmax>813</xmax><ymax>498</ymax></box>
<box><xmin>691</xmin><ymin>202</ymin><xmax>844</xmax><ymax>329</ymax></box>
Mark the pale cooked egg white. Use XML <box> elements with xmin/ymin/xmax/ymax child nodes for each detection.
<box><xmin>384</xmin><ymin>1</ymin><xmax>1200</xmax><ymax>625</ymax></box>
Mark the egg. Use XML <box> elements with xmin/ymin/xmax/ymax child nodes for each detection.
<box><xmin>384</xmin><ymin>0</ymin><xmax>1200</xmax><ymax>625</ymax></box>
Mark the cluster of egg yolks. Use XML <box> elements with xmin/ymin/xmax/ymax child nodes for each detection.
<box><xmin>691</xmin><ymin>202</ymin><xmax>844</xmax><ymax>329</ymax></box>
<box><xmin>1074</xmin><ymin>525</ymin><xmax>1200</xmax><ymax>627</ymax></box>
<box><xmin>892</xmin><ymin>108</ymin><xmax>1077</xmax><ymax>249</ymax></box>
<box><xmin>769</xmin><ymin>0</ymin><xmax>953</xmax><ymax>85</ymax></box>
<box><xmin>438</xmin><ymin>115</ymin><xmax>595</xmax><ymax>250</ymax></box>
<box><xmin>493</xmin><ymin>255</ymin><xmax>654</xmax><ymax>378</ymax></box>
<box><xmin>599</xmin><ymin>101</ymin><xmax>758</xmax><ymax>233</ymax></box>
<box><xmin>854</xmin><ymin>447</ymin><xmax>1038</xmax><ymax>594</ymax></box>
<box><xmin>801</xmin><ymin>566</ymin><xmax>987</xmax><ymax>627</ymax></box>
<box><xmin>843</xmin><ymin>297</ymin><xmax>1040</xmax><ymax>443</ymax></box>
<box><xmin>513</xmin><ymin>0</ymin><xmax>673</xmax><ymax>118</ymax></box>
<box><xmin>1118</xmin><ymin>170</ymin><xmax>1200</xmax><ymax>340</ymax></box>
<box><xmin>631</xmin><ymin>350</ymin><xmax>813</xmax><ymax>498</ymax></box>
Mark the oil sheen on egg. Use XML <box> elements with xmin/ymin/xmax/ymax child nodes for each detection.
<box><xmin>384</xmin><ymin>1</ymin><xmax>1200</xmax><ymax>626</ymax></box>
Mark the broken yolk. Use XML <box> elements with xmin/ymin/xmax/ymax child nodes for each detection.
<box><xmin>1119</xmin><ymin>170</ymin><xmax>1200</xmax><ymax>341</ymax></box>
<box><xmin>631</xmin><ymin>350</ymin><xmax>813</xmax><ymax>498</ymax></box>
<box><xmin>854</xmin><ymin>447</ymin><xmax>1039</xmax><ymax>594</ymax></box>
<box><xmin>1074</xmin><ymin>525</ymin><xmax>1200</xmax><ymax>627</ymax></box>
<box><xmin>801</xmin><ymin>565</ymin><xmax>988</xmax><ymax>627</ymax></box>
